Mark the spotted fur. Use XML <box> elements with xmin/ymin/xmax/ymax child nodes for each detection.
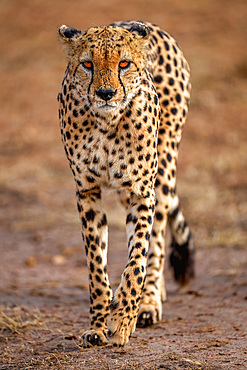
<box><xmin>57</xmin><ymin>21</ymin><xmax>195</xmax><ymax>347</ymax></box>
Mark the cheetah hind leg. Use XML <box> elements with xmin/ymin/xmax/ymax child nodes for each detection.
<box><xmin>168</xmin><ymin>194</ymin><xmax>195</xmax><ymax>286</ymax></box>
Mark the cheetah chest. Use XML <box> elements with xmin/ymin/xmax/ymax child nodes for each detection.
<box><xmin>65</xmin><ymin>121</ymin><xmax>157</xmax><ymax>195</ymax></box>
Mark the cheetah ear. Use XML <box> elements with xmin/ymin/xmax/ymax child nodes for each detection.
<box><xmin>128</xmin><ymin>22</ymin><xmax>150</xmax><ymax>40</ymax></box>
<box><xmin>58</xmin><ymin>25</ymin><xmax>82</xmax><ymax>44</ymax></box>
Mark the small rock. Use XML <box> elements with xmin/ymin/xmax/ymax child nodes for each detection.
<box><xmin>25</xmin><ymin>256</ymin><xmax>37</xmax><ymax>267</ymax></box>
<box><xmin>51</xmin><ymin>254</ymin><xmax>66</xmax><ymax>265</ymax></box>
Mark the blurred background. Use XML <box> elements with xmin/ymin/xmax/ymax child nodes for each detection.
<box><xmin>0</xmin><ymin>0</ymin><xmax>247</xmax><ymax>367</ymax></box>
<box><xmin>0</xmin><ymin>0</ymin><xmax>246</xmax><ymax>308</ymax></box>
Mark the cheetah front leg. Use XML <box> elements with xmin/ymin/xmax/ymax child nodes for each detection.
<box><xmin>107</xmin><ymin>190</ymin><xmax>155</xmax><ymax>346</ymax></box>
<box><xmin>137</xmin><ymin>185</ymin><xmax>170</xmax><ymax>328</ymax></box>
<box><xmin>76</xmin><ymin>187</ymin><xmax>112</xmax><ymax>347</ymax></box>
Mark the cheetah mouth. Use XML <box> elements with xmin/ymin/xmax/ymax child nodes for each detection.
<box><xmin>96</xmin><ymin>101</ymin><xmax>119</xmax><ymax>111</ymax></box>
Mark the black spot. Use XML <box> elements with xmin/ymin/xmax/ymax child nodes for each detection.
<box><xmin>90</xmin><ymin>262</ymin><xmax>94</xmax><ymax>273</ymax></box>
<box><xmin>162</xmin><ymin>185</ymin><xmax>169</xmax><ymax>195</ymax></box>
<box><xmin>86</xmin><ymin>176</ymin><xmax>95</xmax><ymax>183</ymax></box>
<box><xmin>81</xmin><ymin>217</ymin><xmax>87</xmax><ymax>228</ymax></box>
<box><xmin>96</xmin><ymin>289</ymin><xmax>103</xmax><ymax>296</ymax></box>
<box><xmin>137</xmin><ymin>277</ymin><xmax>143</xmax><ymax>285</ymax></box>
<box><xmin>176</xmin><ymin>94</ymin><xmax>181</xmax><ymax>103</ymax></box>
<box><xmin>152</xmin><ymin>34</ymin><xmax>158</xmax><ymax>43</ymax></box>
<box><xmin>95</xmin><ymin>304</ymin><xmax>103</xmax><ymax>310</ymax></box>
<box><xmin>167</xmin><ymin>153</ymin><xmax>172</xmax><ymax>162</ymax></box>
<box><xmin>161</xmin><ymin>158</ymin><xmax>167</xmax><ymax>168</ymax></box>
<box><xmin>120</xmin><ymin>163</ymin><xmax>127</xmax><ymax>170</ymax></box>
<box><xmin>166</xmin><ymin>64</ymin><xmax>171</xmax><ymax>73</ymax></box>
<box><xmin>145</xmin><ymin>232</ymin><xmax>150</xmax><ymax>241</ymax></box>
<box><xmin>114</xmin><ymin>172</ymin><xmax>123</xmax><ymax>179</ymax></box>
<box><xmin>131</xmin><ymin>288</ymin><xmax>137</xmax><ymax>296</ymax></box>
<box><xmin>158</xmin><ymin>167</ymin><xmax>164</xmax><ymax>176</ymax></box>
<box><xmin>162</xmin><ymin>100</ymin><xmax>169</xmax><ymax>107</ymax></box>
<box><xmin>164</xmin><ymin>41</ymin><xmax>170</xmax><ymax>51</ymax></box>
<box><xmin>96</xmin><ymin>256</ymin><xmax>102</xmax><ymax>264</ymax></box>
<box><xmin>169</xmin><ymin>78</ymin><xmax>175</xmax><ymax>86</ymax></box>
<box><xmin>134</xmin><ymin>268</ymin><xmax>140</xmax><ymax>275</ymax></box>
<box><xmin>138</xmin><ymin>205</ymin><xmax>148</xmax><ymax>212</ymax></box>
<box><xmin>154</xmin><ymin>75</ymin><xmax>163</xmax><ymax>83</ymax></box>
<box><xmin>108</xmin><ymin>132</ymin><xmax>116</xmax><ymax>139</ymax></box>
<box><xmin>158</xmin><ymin>55</ymin><xmax>164</xmax><ymax>65</ymax></box>
<box><xmin>156</xmin><ymin>212</ymin><xmax>163</xmax><ymax>221</ymax></box>
<box><xmin>96</xmin><ymin>275</ymin><xmax>101</xmax><ymax>283</ymax></box>
<box><xmin>86</xmin><ymin>209</ymin><xmax>96</xmax><ymax>222</ymax></box>
<box><xmin>142</xmin><ymin>248</ymin><xmax>147</xmax><ymax>257</ymax></box>
<box><xmin>171</xmin><ymin>108</ymin><xmax>177</xmax><ymax>115</ymax></box>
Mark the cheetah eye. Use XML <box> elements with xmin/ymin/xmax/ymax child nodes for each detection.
<box><xmin>81</xmin><ymin>61</ymin><xmax>93</xmax><ymax>71</ymax></box>
<box><xmin>119</xmin><ymin>61</ymin><xmax>132</xmax><ymax>70</ymax></box>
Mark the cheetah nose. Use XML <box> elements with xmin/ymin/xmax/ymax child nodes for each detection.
<box><xmin>96</xmin><ymin>88</ymin><xmax>117</xmax><ymax>101</ymax></box>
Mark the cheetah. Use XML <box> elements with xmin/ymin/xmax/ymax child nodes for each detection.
<box><xmin>57</xmin><ymin>21</ymin><xmax>195</xmax><ymax>347</ymax></box>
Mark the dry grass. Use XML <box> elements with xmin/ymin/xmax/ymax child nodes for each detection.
<box><xmin>0</xmin><ymin>306</ymin><xmax>45</xmax><ymax>334</ymax></box>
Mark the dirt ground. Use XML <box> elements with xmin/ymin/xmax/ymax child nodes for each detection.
<box><xmin>0</xmin><ymin>0</ymin><xmax>247</xmax><ymax>368</ymax></box>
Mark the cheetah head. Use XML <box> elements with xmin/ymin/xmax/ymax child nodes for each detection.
<box><xmin>58</xmin><ymin>22</ymin><xmax>150</xmax><ymax>118</ymax></box>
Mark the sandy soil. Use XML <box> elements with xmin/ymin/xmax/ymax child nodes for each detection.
<box><xmin>0</xmin><ymin>0</ymin><xmax>247</xmax><ymax>368</ymax></box>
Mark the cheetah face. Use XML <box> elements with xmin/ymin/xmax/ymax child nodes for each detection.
<box><xmin>58</xmin><ymin>23</ymin><xmax>150</xmax><ymax>117</ymax></box>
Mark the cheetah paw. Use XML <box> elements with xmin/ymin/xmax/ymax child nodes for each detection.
<box><xmin>136</xmin><ymin>302</ymin><xmax>162</xmax><ymax>328</ymax></box>
<box><xmin>107</xmin><ymin>316</ymin><xmax>136</xmax><ymax>346</ymax></box>
<box><xmin>82</xmin><ymin>329</ymin><xmax>108</xmax><ymax>348</ymax></box>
